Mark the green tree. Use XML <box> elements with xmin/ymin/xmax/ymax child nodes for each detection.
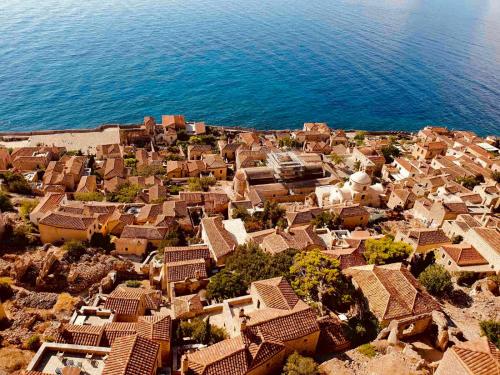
<box><xmin>0</xmin><ymin>192</ymin><xmax>13</xmax><ymax>212</ymax></box>
<box><xmin>137</xmin><ymin>164</ymin><xmax>166</xmax><ymax>177</ymax></box>
<box><xmin>479</xmin><ymin>320</ymin><xmax>499</xmax><ymax>349</ymax></box>
<box><xmin>492</xmin><ymin>171</ymin><xmax>500</xmax><ymax>183</ymax></box>
<box><xmin>354</xmin><ymin>131</ymin><xmax>366</xmax><ymax>146</ymax></box>
<box><xmin>106</xmin><ymin>183</ymin><xmax>141</xmax><ymax>203</ymax></box>
<box><xmin>311</xmin><ymin>211</ymin><xmax>339</xmax><ymax>230</ymax></box>
<box><xmin>19</xmin><ymin>198</ymin><xmax>39</xmax><ymax>219</ymax></box>
<box><xmin>279</xmin><ymin>137</ymin><xmax>300</xmax><ymax>149</ymax></box>
<box><xmin>363</xmin><ymin>236</ymin><xmax>412</xmax><ymax>265</ymax></box>
<box><xmin>455</xmin><ymin>175</ymin><xmax>484</xmax><ymax>190</ymax></box>
<box><xmin>0</xmin><ymin>172</ymin><xmax>32</xmax><ymax>195</ymax></box>
<box><xmin>124</xmin><ymin>157</ymin><xmax>137</xmax><ymax>168</ymax></box>
<box><xmin>62</xmin><ymin>240</ymin><xmax>87</xmax><ymax>263</ymax></box>
<box><xmin>329</xmin><ymin>153</ymin><xmax>344</xmax><ymax>165</ymax></box>
<box><xmin>74</xmin><ymin>192</ymin><xmax>104</xmax><ymax>202</ymax></box>
<box><xmin>381</xmin><ymin>143</ymin><xmax>401</xmax><ymax>163</ymax></box>
<box><xmin>178</xmin><ymin>318</ymin><xmax>227</xmax><ymax>345</ymax></box>
<box><xmin>281</xmin><ymin>351</ymin><xmax>319</xmax><ymax>375</ymax></box>
<box><xmin>418</xmin><ymin>264</ymin><xmax>452</xmax><ymax>296</ymax></box>
<box><xmin>206</xmin><ymin>269</ymin><xmax>247</xmax><ymax>302</ymax></box>
<box><xmin>187</xmin><ymin>176</ymin><xmax>216</xmax><ymax>192</ymax></box>
<box><xmin>290</xmin><ymin>249</ymin><xmax>353</xmax><ymax>315</ymax></box>
<box><xmin>262</xmin><ymin>201</ymin><xmax>286</xmax><ymax>229</ymax></box>
<box><xmin>125</xmin><ymin>280</ymin><xmax>142</xmax><ymax>288</ymax></box>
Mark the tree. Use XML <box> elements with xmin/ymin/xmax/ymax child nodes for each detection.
<box><xmin>492</xmin><ymin>171</ymin><xmax>500</xmax><ymax>183</ymax></box>
<box><xmin>106</xmin><ymin>183</ymin><xmax>141</xmax><ymax>203</ymax></box>
<box><xmin>418</xmin><ymin>264</ymin><xmax>452</xmax><ymax>296</ymax></box>
<box><xmin>0</xmin><ymin>192</ymin><xmax>13</xmax><ymax>212</ymax></box>
<box><xmin>479</xmin><ymin>320</ymin><xmax>499</xmax><ymax>349</ymax></box>
<box><xmin>451</xmin><ymin>234</ymin><xmax>463</xmax><ymax>244</ymax></box>
<box><xmin>363</xmin><ymin>237</ymin><xmax>412</xmax><ymax>265</ymax></box>
<box><xmin>125</xmin><ymin>280</ymin><xmax>142</xmax><ymax>288</ymax></box>
<box><xmin>281</xmin><ymin>351</ymin><xmax>319</xmax><ymax>375</ymax></box>
<box><xmin>187</xmin><ymin>176</ymin><xmax>216</xmax><ymax>192</ymax></box>
<box><xmin>206</xmin><ymin>269</ymin><xmax>247</xmax><ymax>302</ymax></box>
<box><xmin>279</xmin><ymin>137</ymin><xmax>300</xmax><ymax>149</ymax></box>
<box><xmin>329</xmin><ymin>153</ymin><xmax>344</xmax><ymax>165</ymax></box>
<box><xmin>262</xmin><ymin>201</ymin><xmax>286</xmax><ymax>229</ymax></box>
<box><xmin>353</xmin><ymin>160</ymin><xmax>361</xmax><ymax>171</ymax></box>
<box><xmin>74</xmin><ymin>192</ymin><xmax>104</xmax><ymax>202</ymax></box>
<box><xmin>19</xmin><ymin>198</ymin><xmax>39</xmax><ymax>219</ymax></box>
<box><xmin>381</xmin><ymin>143</ymin><xmax>401</xmax><ymax>163</ymax></box>
<box><xmin>290</xmin><ymin>250</ymin><xmax>353</xmax><ymax>315</ymax></box>
<box><xmin>124</xmin><ymin>157</ymin><xmax>137</xmax><ymax>168</ymax></box>
<box><xmin>178</xmin><ymin>318</ymin><xmax>227</xmax><ymax>345</ymax></box>
<box><xmin>137</xmin><ymin>164</ymin><xmax>166</xmax><ymax>177</ymax></box>
<box><xmin>62</xmin><ymin>240</ymin><xmax>87</xmax><ymax>263</ymax></box>
<box><xmin>311</xmin><ymin>211</ymin><xmax>339</xmax><ymax>230</ymax></box>
<box><xmin>455</xmin><ymin>175</ymin><xmax>484</xmax><ymax>190</ymax></box>
<box><xmin>354</xmin><ymin>131</ymin><xmax>366</xmax><ymax>146</ymax></box>
<box><xmin>0</xmin><ymin>172</ymin><xmax>32</xmax><ymax>195</ymax></box>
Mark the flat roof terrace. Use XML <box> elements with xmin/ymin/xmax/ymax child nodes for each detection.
<box><xmin>27</xmin><ymin>343</ymin><xmax>111</xmax><ymax>375</ymax></box>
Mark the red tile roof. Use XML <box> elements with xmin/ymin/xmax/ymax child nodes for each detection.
<box><xmin>102</xmin><ymin>335</ymin><xmax>160</xmax><ymax>375</ymax></box>
<box><xmin>39</xmin><ymin>211</ymin><xmax>96</xmax><ymax>231</ymax></box>
<box><xmin>441</xmin><ymin>244</ymin><xmax>488</xmax><ymax>266</ymax></box>
<box><xmin>137</xmin><ymin>315</ymin><xmax>171</xmax><ymax>342</ymax></box>
<box><xmin>165</xmin><ymin>258</ymin><xmax>207</xmax><ymax>283</ymax></box>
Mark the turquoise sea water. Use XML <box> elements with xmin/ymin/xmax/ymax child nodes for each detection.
<box><xmin>0</xmin><ymin>0</ymin><xmax>499</xmax><ymax>134</ymax></box>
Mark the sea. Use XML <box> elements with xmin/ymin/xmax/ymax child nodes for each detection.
<box><xmin>0</xmin><ymin>0</ymin><xmax>499</xmax><ymax>135</ymax></box>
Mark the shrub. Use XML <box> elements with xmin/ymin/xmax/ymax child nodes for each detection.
<box><xmin>90</xmin><ymin>233</ymin><xmax>115</xmax><ymax>252</ymax></box>
<box><xmin>19</xmin><ymin>199</ymin><xmax>39</xmax><ymax>219</ymax></box>
<box><xmin>167</xmin><ymin>184</ymin><xmax>183</xmax><ymax>194</ymax></box>
<box><xmin>492</xmin><ymin>171</ymin><xmax>500</xmax><ymax>183</ymax></box>
<box><xmin>451</xmin><ymin>235</ymin><xmax>463</xmax><ymax>244</ymax></box>
<box><xmin>1</xmin><ymin>172</ymin><xmax>32</xmax><ymax>195</ymax></box>
<box><xmin>23</xmin><ymin>334</ymin><xmax>41</xmax><ymax>351</ymax></box>
<box><xmin>418</xmin><ymin>264</ymin><xmax>452</xmax><ymax>296</ymax></box>
<box><xmin>455</xmin><ymin>271</ymin><xmax>478</xmax><ymax>287</ymax></box>
<box><xmin>282</xmin><ymin>351</ymin><xmax>320</xmax><ymax>375</ymax></box>
<box><xmin>479</xmin><ymin>320</ymin><xmax>500</xmax><ymax>348</ymax></box>
<box><xmin>178</xmin><ymin>318</ymin><xmax>227</xmax><ymax>345</ymax></box>
<box><xmin>107</xmin><ymin>183</ymin><xmax>141</xmax><ymax>203</ymax></box>
<box><xmin>137</xmin><ymin>164</ymin><xmax>166</xmax><ymax>177</ymax></box>
<box><xmin>0</xmin><ymin>192</ymin><xmax>13</xmax><ymax>212</ymax></box>
<box><xmin>187</xmin><ymin>176</ymin><xmax>216</xmax><ymax>192</ymax></box>
<box><xmin>206</xmin><ymin>270</ymin><xmax>247</xmax><ymax>302</ymax></box>
<box><xmin>62</xmin><ymin>240</ymin><xmax>87</xmax><ymax>263</ymax></box>
<box><xmin>125</xmin><ymin>280</ymin><xmax>142</xmax><ymax>288</ymax></box>
<box><xmin>363</xmin><ymin>236</ymin><xmax>412</xmax><ymax>265</ymax></box>
<box><xmin>357</xmin><ymin>343</ymin><xmax>377</xmax><ymax>358</ymax></box>
<box><xmin>124</xmin><ymin>157</ymin><xmax>137</xmax><ymax>168</ymax></box>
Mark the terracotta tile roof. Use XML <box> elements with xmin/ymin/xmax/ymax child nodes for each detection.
<box><xmin>407</xmin><ymin>228</ymin><xmax>450</xmax><ymax>246</ymax></box>
<box><xmin>162</xmin><ymin>199</ymin><xmax>189</xmax><ymax>217</ymax></box>
<box><xmin>102</xmin><ymin>335</ymin><xmax>159</xmax><ymax>375</ymax></box>
<box><xmin>39</xmin><ymin>211</ymin><xmax>96</xmax><ymax>231</ymax></box>
<box><xmin>54</xmin><ymin>324</ymin><xmax>103</xmax><ymax>346</ymax></box>
<box><xmin>120</xmin><ymin>225</ymin><xmax>168</xmax><ymax>240</ymax></box>
<box><xmin>261</xmin><ymin>225</ymin><xmax>326</xmax><ymax>254</ymax></box>
<box><xmin>334</xmin><ymin>204</ymin><xmax>370</xmax><ymax>218</ymax></box>
<box><xmin>104</xmin><ymin>287</ymin><xmax>159</xmax><ymax>316</ymax></box>
<box><xmin>203</xmin><ymin>154</ymin><xmax>226</xmax><ymax>169</ymax></box>
<box><xmin>163</xmin><ymin>245</ymin><xmax>211</xmax><ymax>263</ymax></box>
<box><xmin>441</xmin><ymin>244</ymin><xmax>488</xmax><ymax>266</ymax></box>
<box><xmin>101</xmin><ymin>323</ymin><xmax>137</xmax><ymax>346</ymax></box>
<box><xmin>442</xmin><ymin>201</ymin><xmax>468</xmax><ymax>214</ymax></box>
<box><xmin>252</xmin><ymin>277</ymin><xmax>299</xmax><ymax>310</ymax></box>
<box><xmin>246</xmin><ymin>303</ymin><xmax>320</xmax><ymax>343</ymax></box>
<box><xmin>165</xmin><ymin>258</ymin><xmax>207</xmax><ymax>283</ymax></box>
<box><xmin>345</xmin><ymin>263</ymin><xmax>440</xmax><ymax>322</ymax></box>
<box><xmin>103</xmin><ymin>158</ymin><xmax>125</xmax><ymax>180</ymax></box>
<box><xmin>33</xmin><ymin>192</ymin><xmax>65</xmax><ymax>215</ymax></box>
<box><xmin>317</xmin><ymin>315</ymin><xmax>350</xmax><ymax>352</ymax></box>
<box><xmin>471</xmin><ymin>228</ymin><xmax>500</xmax><ymax>254</ymax></box>
<box><xmin>457</xmin><ymin>214</ymin><xmax>481</xmax><ymax>228</ymax></box>
<box><xmin>136</xmin><ymin>204</ymin><xmax>163</xmax><ymax>223</ymax></box>
<box><xmin>450</xmin><ymin>337</ymin><xmax>499</xmax><ymax>375</ymax></box>
<box><xmin>322</xmin><ymin>246</ymin><xmax>367</xmax><ymax>269</ymax></box>
<box><xmin>137</xmin><ymin>315</ymin><xmax>171</xmax><ymax>342</ymax></box>
<box><xmin>172</xmin><ymin>294</ymin><xmax>204</xmax><ymax>319</ymax></box>
<box><xmin>201</xmin><ymin>216</ymin><xmax>237</xmax><ymax>259</ymax></box>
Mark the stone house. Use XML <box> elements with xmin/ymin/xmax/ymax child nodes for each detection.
<box><xmin>38</xmin><ymin>211</ymin><xmax>98</xmax><ymax>244</ymax></box>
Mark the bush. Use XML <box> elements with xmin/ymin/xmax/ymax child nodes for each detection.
<box><xmin>125</xmin><ymin>280</ymin><xmax>142</xmax><ymax>288</ymax></box>
<box><xmin>206</xmin><ymin>269</ymin><xmax>247</xmax><ymax>302</ymax></box>
<box><xmin>282</xmin><ymin>351</ymin><xmax>319</xmax><ymax>375</ymax></box>
<box><xmin>107</xmin><ymin>183</ymin><xmax>141</xmax><ymax>203</ymax></box>
<box><xmin>357</xmin><ymin>343</ymin><xmax>377</xmax><ymax>358</ymax></box>
<box><xmin>124</xmin><ymin>157</ymin><xmax>137</xmax><ymax>168</ymax></box>
<box><xmin>62</xmin><ymin>240</ymin><xmax>87</xmax><ymax>263</ymax></box>
<box><xmin>187</xmin><ymin>176</ymin><xmax>217</xmax><ymax>192</ymax></box>
<box><xmin>363</xmin><ymin>236</ymin><xmax>412</xmax><ymax>265</ymax></box>
<box><xmin>137</xmin><ymin>164</ymin><xmax>166</xmax><ymax>177</ymax></box>
<box><xmin>23</xmin><ymin>334</ymin><xmax>41</xmax><ymax>351</ymax></box>
<box><xmin>90</xmin><ymin>233</ymin><xmax>115</xmax><ymax>252</ymax></box>
<box><xmin>177</xmin><ymin>318</ymin><xmax>227</xmax><ymax>345</ymax></box>
<box><xmin>19</xmin><ymin>199</ymin><xmax>39</xmax><ymax>219</ymax></box>
<box><xmin>0</xmin><ymin>278</ymin><xmax>14</xmax><ymax>301</ymax></box>
<box><xmin>455</xmin><ymin>271</ymin><xmax>478</xmax><ymax>287</ymax></box>
<box><xmin>418</xmin><ymin>264</ymin><xmax>452</xmax><ymax>296</ymax></box>
<box><xmin>492</xmin><ymin>171</ymin><xmax>500</xmax><ymax>183</ymax></box>
<box><xmin>479</xmin><ymin>320</ymin><xmax>500</xmax><ymax>348</ymax></box>
<box><xmin>1</xmin><ymin>172</ymin><xmax>32</xmax><ymax>195</ymax></box>
<box><xmin>74</xmin><ymin>192</ymin><xmax>104</xmax><ymax>202</ymax></box>
<box><xmin>0</xmin><ymin>192</ymin><xmax>13</xmax><ymax>212</ymax></box>
<box><xmin>451</xmin><ymin>235</ymin><xmax>463</xmax><ymax>244</ymax></box>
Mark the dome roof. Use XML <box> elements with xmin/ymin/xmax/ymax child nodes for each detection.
<box><xmin>350</xmin><ymin>171</ymin><xmax>371</xmax><ymax>185</ymax></box>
